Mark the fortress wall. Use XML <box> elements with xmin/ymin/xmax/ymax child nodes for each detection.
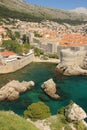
<box><xmin>0</xmin><ymin>53</ymin><xmax>34</xmax><ymax>74</ymax></box>
<box><xmin>59</xmin><ymin>47</ymin><xmax>86</xmax><ymax>66</ymax></box>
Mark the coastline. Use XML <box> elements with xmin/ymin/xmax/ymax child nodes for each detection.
<box><xmin>0</xmin><ymin>55</ymin><xmax>60</xmax><ymax>74</ymax></box>
<box><xmin>34</xmin><ymin>57</ymin><xmax>60</xmax><ymax>64</ymax></box>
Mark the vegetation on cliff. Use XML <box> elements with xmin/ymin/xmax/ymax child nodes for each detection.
<box><xmin>0</xmin><ymin>101</ymin><xmax>87</xmax><ymax>130</ymax></box>
<box><xmin>24</xmin><ymin>101</ymin><xmax>51</xmax><ymax>120</ymax></box>
<box><xmin>0</xmin><ymin>111</ymin><xmax>39</xmax><ymax>130</ymax></box>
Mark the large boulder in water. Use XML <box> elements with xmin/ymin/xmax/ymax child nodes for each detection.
<box><xmin>0</xmin><ymin>80</ymin><xmax>35</xmax><ymax>101</ymax></box>
<box><xmin>41</xmin><ymin>79</ymin><xmax>60</xmax><ymax>99</ymax></box>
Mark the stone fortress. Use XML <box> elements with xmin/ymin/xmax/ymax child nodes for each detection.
<box><xmin>56</xmin><ymin>45</ymin><xmax>87</xmax><ymax>75</ymax></box>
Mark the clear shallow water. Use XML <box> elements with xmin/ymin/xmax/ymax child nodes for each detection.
<box><xmin>0</xmin><ymin>62</ymin><xmax>87</xmax><ymax>116</ymax></box>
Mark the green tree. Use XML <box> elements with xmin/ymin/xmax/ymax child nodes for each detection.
<box><xmin>22</xmin><ymin>34</ymin><xmax>30</xmax><ymax>44</ymax></box>
<box><xmin>34</xmin><ymin>47</ymin><xmax>43</xmax><ymax>56</ymax></box>
<box><xmin>22</xmin><ymin>43</ymin><xmax>31</xmax><ymax>54</ymax></box>
<box><xmin>7</xmin><ymin>29</ymin><xmax>15</xmax><ymax>40</ymax></box>
<box><xmin>22</xmin><ymin>34</ymin><xmax>26</xmax><ymax>43</ymax></box>
<box><xmin>2</xmin><ymin>40</ymin><xmax>22</xmax><ymax>54</ymax></box>
<box><xmin>24</xmin><ymin>102</ymin><xmax>51</xmax><ymax>120</ymax></box>
<box><xmin>15</xmin><ymin>31</ymin><xmax>20</xmax><ymax>39</ymax></box>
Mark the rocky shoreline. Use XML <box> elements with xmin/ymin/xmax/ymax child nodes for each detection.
<box><xmin>0</xmin><ymin>80</ymin><xmax>35</xmax><ymax>101</ymax></box>
<box><xmin>27</xmin><ymin>102</ymin><xmax>87</xmax><ymax>130</ymax></box>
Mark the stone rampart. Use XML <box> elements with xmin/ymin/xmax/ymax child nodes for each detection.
<box><xmin>0</xmin><ymin>53</ymin><xmax>34</xmax><ymax>74</ymax></box>
<box><xmin>56</xmin><ymin>46</ymin><xmax>87</xmax><ymax>75</ymax></box>
<box><xmin>60</xmin><ymin>47</ymin><xmax>86</xmax><ymax>66</ymax></box>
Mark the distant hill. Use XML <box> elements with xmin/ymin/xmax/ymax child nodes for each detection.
<box><xmin>71</xmin><ymin>7</ymin><xmax>87</xmax><ymax>15</ymax></box>
<box><xmin>0</xmin><ymin>0</ymin><xmax>87</xmax><ymax>24</ymax></box>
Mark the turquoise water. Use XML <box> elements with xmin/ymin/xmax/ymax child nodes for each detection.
<box><xmin>0</xmin><ymin>62</ymin><xmax>87</xmax><ymax>116</ymax></box>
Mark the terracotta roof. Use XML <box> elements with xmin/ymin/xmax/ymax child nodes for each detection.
<box><xmin>0</xmin><ymin>51</ymin><xmax>16</xmax><ymax>57</ymax></box>
<box><xmin>60</xmin><ymin>33</ymin><xmax>87</xmax><ymax>47</ymax></box>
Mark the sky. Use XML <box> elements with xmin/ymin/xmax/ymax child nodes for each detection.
<box><xmin>25</xmin><ymin>0</ymin><xmax>87</xmax><ymax>10</ymax></box>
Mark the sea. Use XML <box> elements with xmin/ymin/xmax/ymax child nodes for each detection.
<box><xmin>0</xmin><ymin>62</ymin><xmax>87</xmax><ymax>116</ymax></box>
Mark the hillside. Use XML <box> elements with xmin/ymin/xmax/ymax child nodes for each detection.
<box><xmin>0</xmin><ymin>102</ymin><xmax>87</xmax><ymax>130</ymax></box>
<box><xmin>0</xmin><ymin>111</ymin><xmax>39</xmax><ymax>130</ymax></box>
<box><xmin>0</xmin><ymin>0</ymin><xmax>87</xmax><ymax>24</ymax></box>
<box><xmin>71</xmin><ymin>7</ymin><xmax>87</xmax><ymax>15</ymax></box>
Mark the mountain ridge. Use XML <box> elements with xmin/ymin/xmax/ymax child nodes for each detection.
<box><xmin>0</xmin><ymin>0</ymin><xmax>87</xmax><ymax>23</ymax></box>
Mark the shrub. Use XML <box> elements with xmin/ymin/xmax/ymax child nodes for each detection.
<box><xmin>58</xmin><ymin>107</ymin><xmax>65</xmax><ymax>115</ymax></box>
<box><xmin>34</xmin><ymin>47</ymin><xmax>43</xmax><ymax>56</ymax></box>
<box><xmin>74</xmin><ymin>121</ymin><xmax>87</xmax><ymax>130</ymax></box>
<box><xmin>24</xmin><ymin>102</ymin><xmax>51</xmax><ymax>120</ymax></box>
<box><xmin>15</xmin><ymin>31</ymin><xmax>20</xmax><ymax>39</ymax></box>
<box><xmin>64</xmin><ymin>125</ymin><xmax>72</xmax><ymax>130</ymax></box>
<box><xmin>50</xmin><ymin>114</ymin><xmax>68</xmax><ymax>130</ymax></box>
<box><xmin>6</xmin><ymin>29</ymin><xmax>15</xmax><ymax>40</ymax></box>
<box><xmin>48</xmin><ymin>53</ymin><xmax>59</xmax><ymax>59</ymax></box>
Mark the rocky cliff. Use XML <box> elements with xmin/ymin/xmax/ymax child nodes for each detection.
<box><xmin>30</xmin><ymin>102</ymin><xmax>87</xmax><ymax>130</ymax></box>
<box><xmin>65</xmin><ymin>103</ymin><xmax>87</xmax><ymax>121</ymax></box>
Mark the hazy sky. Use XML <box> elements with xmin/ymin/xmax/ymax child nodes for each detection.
<box><xmin>25</xmin><ymin>0</ymin><xmax>87</xmax><ymax>10</ymax></box>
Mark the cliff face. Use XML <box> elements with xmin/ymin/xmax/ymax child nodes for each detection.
<box><xmin>56</xmin><ymin>46</ymin><xmax>87</xmax><ymax>76</ymax></box>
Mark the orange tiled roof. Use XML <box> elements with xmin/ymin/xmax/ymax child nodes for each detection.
<box><xmin>60</xmin><ymin>33</ymin><xmax>87</xmax><ymax>47</ymax></box>
<box><xmin>0</xmin><ymin>51</ymin><xmax>16</xmax><ymax>57</ymax></box>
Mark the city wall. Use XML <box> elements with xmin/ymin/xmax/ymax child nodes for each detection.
<box><xmin>0</xmin><ymin>53</ymin><xmax>34</xmax><ymax>74</ymax></box>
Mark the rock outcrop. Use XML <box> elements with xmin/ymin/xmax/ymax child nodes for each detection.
<box><xmin>56</xmin><ymin>47</ymin><xmax>87</xmax><ymax>76</ymax></box>
<box><xmin>65</xmin><ymin>103</ymin><xmax>87</xmax><ymax>121</ymax></box>
<box><xmin>0</xmin><ymin>80</ymin><xmax>35</xmax><ymax>101</ymax></box>
<box><xmin>41</xmin><ymin>79</ymin><xmax>60</xmax><ymax>99</ymax></box>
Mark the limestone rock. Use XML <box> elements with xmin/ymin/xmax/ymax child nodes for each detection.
<box><xmin>9</xmin><ymin>80</ymin><xmax>27</xmax><ymax>93</ymax></box>
<box><xmin>21</xmin><ymin>81</ymin><xmax>35</xmax><ymax>90</ymax></box>
<box><xmin>65</xmin><ymin>103</ymin><xmax>87</xmax><ymax>121</ymax></box>
<box><xmin>41</xmin><ymin>79</ymin><xmax>60</xmax><ymax>99</ymax></box>
<box><xmin>0</xmin><ymin>93</ymin><xmax>6</xmax><ymax>101</ymax></box>
<box><xmin>8</xmin><ymin>90</ymin><xmax>19</xmax><ymax>101</ymax></box>
<box><xmin>0</xmin><ymin>80</ymin><xmax>35</xmax><ymax>101</ymax></box>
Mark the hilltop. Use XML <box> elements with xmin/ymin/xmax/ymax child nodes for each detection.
<box><xmin>0</xmin><ymin>0</ymin><xmax>87</xmax><ymax>24</ymax></box>
<box><xmin>71</xmin><ymin>7</ymin><xmax>87</xmax><ymax>15</ymax></box>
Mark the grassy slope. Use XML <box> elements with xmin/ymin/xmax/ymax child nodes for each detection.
<box><xmin>0</xmin><ymin>111</ymin><xmax>39</xmax><ymax>130</ymax></box>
